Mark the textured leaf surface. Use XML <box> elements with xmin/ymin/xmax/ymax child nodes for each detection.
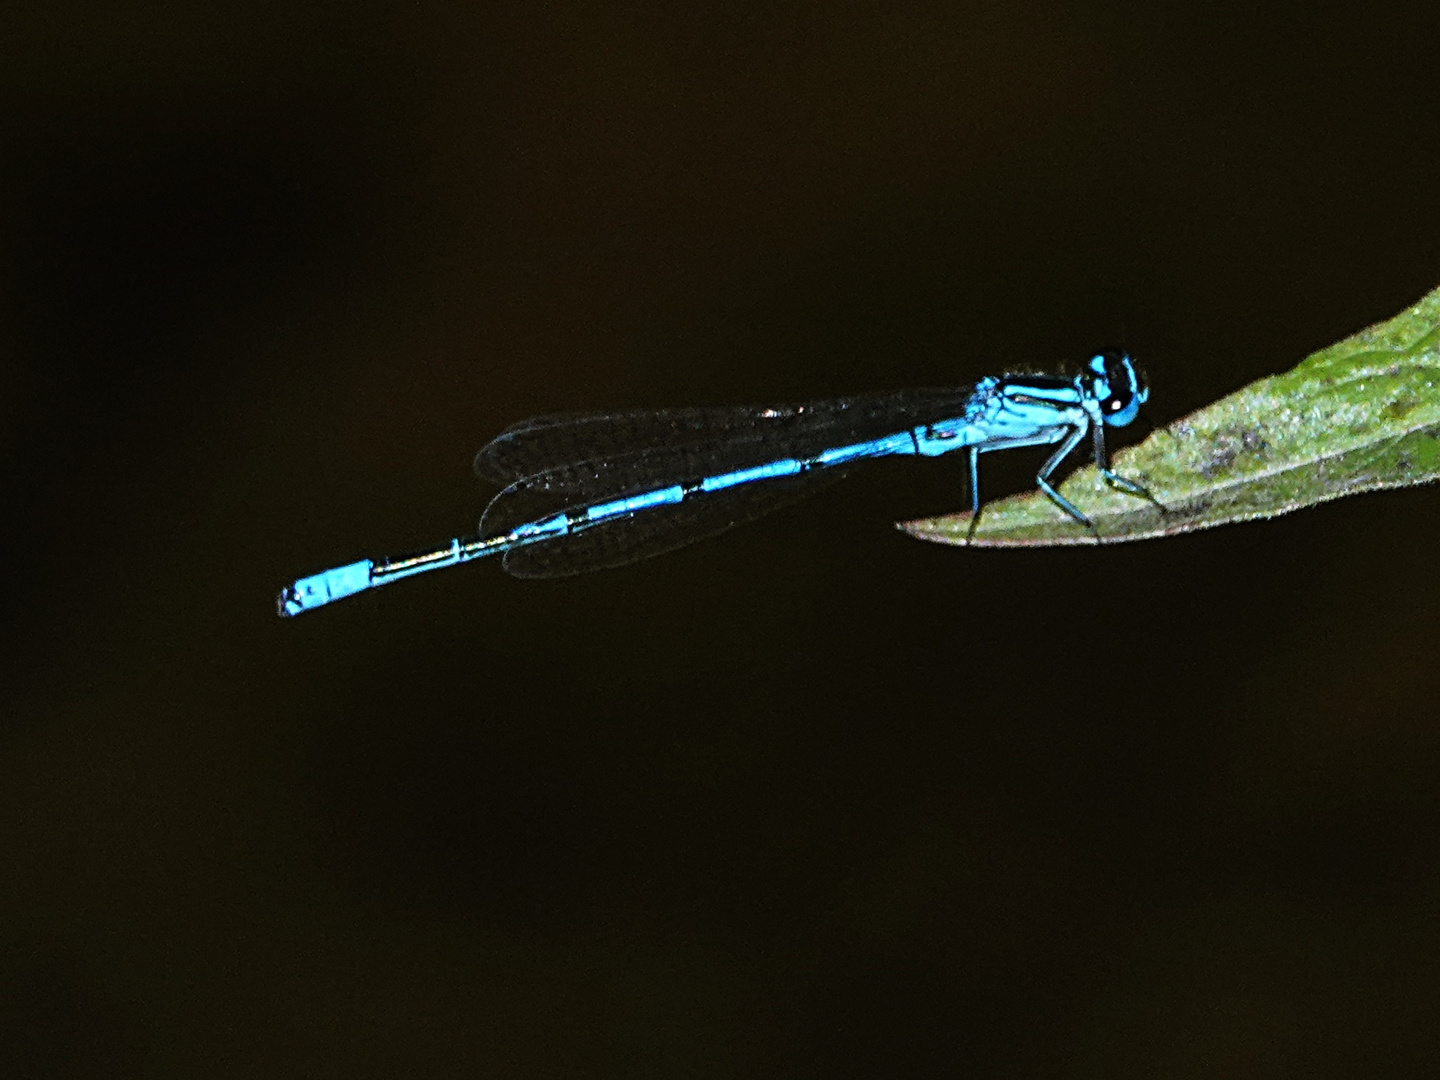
<box><xmin>902</xmin><ymin>283</ymin><xmax>1440</xmax><ymax>547</ymax></box>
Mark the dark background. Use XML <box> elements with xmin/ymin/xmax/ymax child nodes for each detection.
<box><xmin>4</xmin><ymin>2</ymin><xmax>1440</xmax><ymax>1076</ymax></box>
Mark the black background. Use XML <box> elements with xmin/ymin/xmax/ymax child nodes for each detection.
<box><xmin>5</xmin><ymin>2</ymin><xmax>1440</xmax><ymax>1076</ymax></box>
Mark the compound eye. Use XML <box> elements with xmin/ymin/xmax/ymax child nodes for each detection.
<box><xmin>1091</xmin><ymin>350</ymin><xmax>1145</xmax><ymax>426</ymax></box>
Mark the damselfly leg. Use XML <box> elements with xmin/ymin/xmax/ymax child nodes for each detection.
<box><xmin>1090</xmin><ymin>415</ymin><xmax>1166</xmax><ymax>514</ymax></box>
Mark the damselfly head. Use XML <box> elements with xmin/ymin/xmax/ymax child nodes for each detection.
<box><xmin>1085</xmin><ymin>350</ymin><xmax>1147</xmax><ymax>427</ymax></box>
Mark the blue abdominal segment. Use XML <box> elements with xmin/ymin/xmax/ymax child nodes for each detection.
<box><xmin>700</xmin><ymin>459</ymin><xmax>804</xmax><ymax>491</ymax></box>
<box><xmin>278</xmin><ymin>559</ymin><xmax>374</xmax><ymax>616</ymax></box>
<box><xmin>586</xmin><ymin>485</ymin><xmax>686</xmax><ymax>521</ymax></box>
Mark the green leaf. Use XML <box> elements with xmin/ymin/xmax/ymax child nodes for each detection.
<box><xmin>901</xmin><ymin>283</ymin><xmax>1440</xmax><ymax>547</ymax></box>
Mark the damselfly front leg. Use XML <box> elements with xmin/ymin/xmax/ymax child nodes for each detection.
<box><xmin>1090</xmin><ymin>414</ymin><xmax>1166</xmax><ymax>514</ymax></box>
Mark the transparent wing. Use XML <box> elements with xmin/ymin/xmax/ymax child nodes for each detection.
<box><xmin>477</xmin><ymin>405</ymin><xmax>775</xmax><ymax>485</ymax></box>
<box><xmin>474</xmin><ymin>387</ymin><xmax>979</xmax><ymax>488</ymax></box>
<box><xmin>495</xmin><ymin>469</ymin><xmax>851</xmax><ymax>579</ymax></box>
<box><xmin>475</xmin><ymin>384</ymin><xmax>983</xmax><ymax>579</ymax></box>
